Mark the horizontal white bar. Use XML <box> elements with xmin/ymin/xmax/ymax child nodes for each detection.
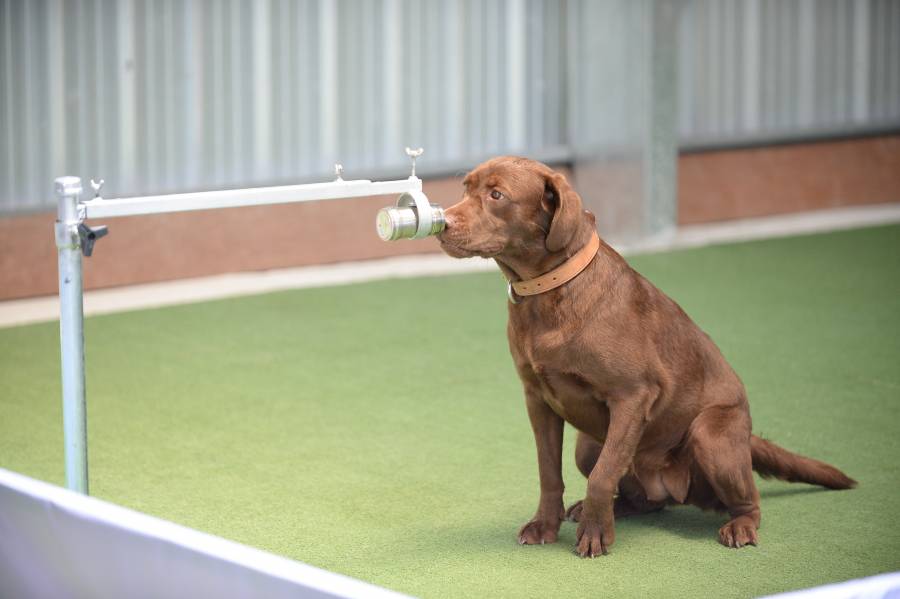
<box><xmin>81</xmin><ymin>177</ymin><xmax>422</xmax><ymax>219</ymax></box>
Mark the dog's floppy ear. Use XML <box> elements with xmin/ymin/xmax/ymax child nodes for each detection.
<box><xmin>543</xmin><ymin>172</ymin><xmax>583</xmax><ymax>253</ymax></box>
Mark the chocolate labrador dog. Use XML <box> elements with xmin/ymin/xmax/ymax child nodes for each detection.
<box><xmin>437</xmin><ymin>156</ymin><xmax>855</xmax><ymax>558</ymax></box>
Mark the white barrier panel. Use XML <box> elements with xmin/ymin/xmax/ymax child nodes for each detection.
<box><xmin>761</xmin><ymin>573</ymin><xmax>900</xmax><ymax>599</ymax></box>
<box><xmin>0</xmin><ymin>468</ymin><xmax>409</xmax><ymax>599</ymax></box>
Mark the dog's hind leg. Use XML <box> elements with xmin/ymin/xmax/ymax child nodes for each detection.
<box><xmin>565</xmin><ymin>431</ymin><xmax>599</xmax><ymax>521</ymax></box>
<box><xmin>690</xmin><ymin>405</ymin><xmax>761</xmax><ymax>548</ymax></box>
<box><xmin>574</xmin><ymin>430</ymin><xmax>602</xmax><ymax>478</ymax></box>
<box><xmin>566</xmin><ymin>431</ymin><xmax>664</xmax><ymax>522</ymax></box>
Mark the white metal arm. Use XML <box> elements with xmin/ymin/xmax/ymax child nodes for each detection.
<box><xmin>80</xmin><ymin>177</ymin><xmax>423</xmax><ymax>219</ymax></box>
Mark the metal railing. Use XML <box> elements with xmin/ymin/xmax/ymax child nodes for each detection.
<box><xmin>52</xmin><ymin>154</ymin><xmax>429</xmax><ymax>494</ymax></box>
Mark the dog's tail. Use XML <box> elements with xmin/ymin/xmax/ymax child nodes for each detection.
<box><xmin>750</xmin><ymin>435</ymin><xmax>856</xmax><ymax>490</ymax></box>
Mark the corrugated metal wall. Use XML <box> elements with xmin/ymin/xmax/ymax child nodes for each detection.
<box><xmin>1</xmin><ymin>0</ymin><xmax>898</xmax><ymax>213</ymax></box>
<box><xmin>0</xmin><ymin>0</ymin><xmax>568</xmax><ymax>213</ymax></box>
<box><xmin>678</xmin><ymin>0</ymin><xmax>900</xmax><ymax>147</ymax></box>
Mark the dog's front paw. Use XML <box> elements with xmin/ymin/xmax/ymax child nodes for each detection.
<box><xmin>576</xmin><ymin>519</ymin><xmax>614</xmax><ymax>558</ymax></box>
<box><xmin>517</xmin><ymin>518</ymin><xmax>561</xmax><ymax>545</ymax></box>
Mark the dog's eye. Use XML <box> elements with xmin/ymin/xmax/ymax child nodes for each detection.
<box><xmin>490</xmin><ymin>189</ymin><xmax>503</xmax><ymax>200</ymax></box>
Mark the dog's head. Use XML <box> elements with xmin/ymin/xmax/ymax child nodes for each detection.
<box><xmin>438</xmin><ymin>157</ymin><xmax>589</xmax><ymax>263</ymax></box>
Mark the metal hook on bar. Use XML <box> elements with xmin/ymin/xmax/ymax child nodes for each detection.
<box><xmin>90</xmin><ymin>178</ymin><xmax>105</xmax><ymax>199</ymax></box>
<box><xmin>405</xmin><ymin>147</ymin><xmax>424</xmax><ymax>178</ymax></box>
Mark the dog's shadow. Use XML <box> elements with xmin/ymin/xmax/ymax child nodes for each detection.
<box><xmin>430</xmin><ymin>486</ymin><xmax>836</xmax><ymax>553</ymax></box>
<box><xmin>606</xmin><ymin>485</ymin><xmax>832</xmax><ymax>542</ymax></box>
<box><xmin>618</xmin><ymin>507</ymin><xmax>720</xmax><ymax>541</ymax></box>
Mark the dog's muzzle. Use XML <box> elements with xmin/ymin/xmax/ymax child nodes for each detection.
<box><xmin>376</xmin><ymin>190</ymin><xmax>445</xmax><ymax>241</ymax></box>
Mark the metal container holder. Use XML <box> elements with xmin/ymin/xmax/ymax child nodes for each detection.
<box><xmin>376</xmin><ymin>190</ymin><xmax>445</xmax><ymax>241</ymax></box>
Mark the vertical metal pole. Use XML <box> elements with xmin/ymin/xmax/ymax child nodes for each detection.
<box><xmin>54</xmin><ymin>176</ymin><xmax>89</xmax><ymax>495</ymax></box>
<box><xmin>643</xmin><ymin>0</ymin><xmax>680</xmax><ymax>238</ymax></box>
<box><xmin>568</xmin><ymin>0</ymin><xmax>680</xmax><ymax>245</ymax></box>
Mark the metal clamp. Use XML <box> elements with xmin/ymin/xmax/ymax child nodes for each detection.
<box><xmin>396</xmin><ymin>190</ymin><xmax>434</xmax><ymax>239</ymax></box>
<box><xmin>77</xmin><ymin>223</ymin><xmax>108</xmax><ymax>257</ymax></box>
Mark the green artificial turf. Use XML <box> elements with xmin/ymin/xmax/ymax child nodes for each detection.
<box><xmin>2</xmin><ymin>224</ymin><xmax>899</xmax><ymax>598</ymax></box>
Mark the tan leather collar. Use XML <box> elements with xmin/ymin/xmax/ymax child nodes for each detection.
<box><xmin>508</xmin><ymin>231</ymin><xmax>600</xmax><ymax>302</ymax></box>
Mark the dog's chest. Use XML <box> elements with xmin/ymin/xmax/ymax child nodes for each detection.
<box><xmin>515</xmin><ymin>325</ymin><xmax>611</xmax><ymax>437</ymax></box>
<box><xmin>534</xmin><ymin>367</ymin><xmax>610</xmax><ymax>438</ymax></box>
<box><xmin>508</xmin><ymin>302</ymin><xmax>628</xmax><ymax>436</ymax></box>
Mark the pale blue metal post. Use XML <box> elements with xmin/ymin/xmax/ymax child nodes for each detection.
<box><xmin>54</xmin><ymin>176</ymin><xmax>89</xmax><ymax>494</ymax></box>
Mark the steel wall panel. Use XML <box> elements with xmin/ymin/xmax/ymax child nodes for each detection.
<box><xmin>1</xmin><ymin>0</ymin><xmax>897</xmax><ymax>212</ymax></box>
